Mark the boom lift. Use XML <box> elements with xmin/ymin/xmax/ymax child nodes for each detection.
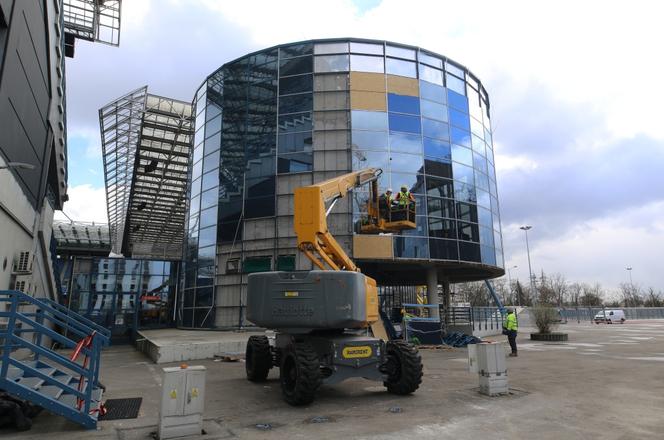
<box><xmin>244</xmin><ymin>168</ymin><xmax>423</xmax><ymax>405</ymax></box>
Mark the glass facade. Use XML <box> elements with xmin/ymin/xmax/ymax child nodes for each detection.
<box><xmin>61</xmin><ymin>257</ymin><xmax>177</xmax><ymax>341</ymax></box>
<box><xmin>183</xmin><ymin>39</ymin><xmax>504</xmax><ymax>328</ymax></box>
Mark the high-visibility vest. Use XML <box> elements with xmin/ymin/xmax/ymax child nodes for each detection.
<box><xmin>504</xmin><ymin>312</ymin><xmax>518</xmax><ymax>331</ymax></box>
<box><xmin>397</xmin><ymin>190</ymin><xmax>410</xmax><ymax>206</ymax></box>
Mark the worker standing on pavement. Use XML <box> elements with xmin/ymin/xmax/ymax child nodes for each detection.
<box><xmin>504</xmin><ymin>308</ymin><xmax>518</xmax><ymax>357</ymax></box>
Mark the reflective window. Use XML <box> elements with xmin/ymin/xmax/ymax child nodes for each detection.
<box><xmin>429</xmin><ymin>238</ymin><xmax>458</xmax><ymax>260</ymax></box>
<box><xmin>193</xmin><ymin>144</ymin><xmax>204</xmax><ymax>165</ymax></box>
<box><xmin>471</xmin><ymin>135</ymin><xmax>485</xmax><ymax>155</ymax></box>
<box><xmin>424</xmin><ymin>159</ymin><xmax>452</xmax><ymax>178</ymax></box>
<box><xmin>388</xmin><ymin>113</ymin><xmax>421</xmax><ymax>134</ymax></box>
<box><xmin>386</xmin><ymin>45</ymin><xmax>416</xmax><ymax>60</ymax></box>
<box><xmin>388</xmin><ymin>94</ymin><xmax>420</xmax><ymax>115</ymax></box>
<box><xmin>245</xmin><ymin>196</ymin><xmax>275</xmax><ymax>217</ymax></box>
<box><xmin>425</xmin><ymin>176</ymin><xmax>454</xmax><ymax>198</ymax></box>
<box><xmin>427</xmin><ymin>197</ymin><xmax>455</xmax><ymax>218</ymax></box>
<box><xmin>454</xmin><ymin>181</ymin><xmax>476</xmax><ymax>203</ymax></box>
<box><xmin>280</xmin><ymin>43</ymin><xmax>313</xmax><ymax>58</ymax></box>
<box><xmin>420</xmin><ymin>81</ymin><xmax>446</xmax><ymax>104</ymax></box>
<box><xmin>452</xmin><ymin>162</ymin><xmax>474</xmax><ymax>185</ymax></box>
<box><xmin>423</xmin><ymin>138</ymin><xmax>451</xmax><ymax>160</ymax></box>
<box><xmin>279</xmin><ymin>55</ymin><xmax>312</xmax><ymax>76</ymax></box>
<box><xmin>394</xmin><ymin>237</ymin><xmax>429</xmax><ymax>259</ymax></box>
<box><xmin>351</xmin><ymin>110</ymin><xmax>388</xmax><ymax>131</ymax></box>
<box><xmin>279</xmin><ymin>93</ymin><xmax>313</xmax><ymax>114</ymax></box>
<box><xmin>389</xmin><ymin>172</ymin><xmax>425</xmax><ymax>195</ymax></box>
<box><xmin>481</xmin><ymin>245</ymin><xmax>496</xmax><ymax>266</ymax></box>
<box><xmin>198</xmin><ymin>225</ymin><xmax>217</xmax><ymax>248</ymax></box>
<box><xmin>451</xmin><ymin>126</ymin><xmax>471</xmax><ymax>147</ymax></box>
<box><xmin>203</xmin><ymin>150</ymin><xmax>220</xmax><ymax>174</ymax></box>
<box><xmin>279</xmin><ymin>74</ymin><xmax>313</xmax><ymax>95</ymax></box>
<box><xmin>202</xmin><ymin>170</ymin><xmax>217</xmax><ymax>190</ymax></box>
<box><xmin>386</xmin><ymin>58</ymin><xmax>417</xmax><ymax>78</ymax></box>
<box><xmin>352</xmin><ymin>130</ymin><xmax>388</xmax><ymax>149</ymax></box>
<box><xmin>204</xmin><ymin>132</ymin><xmax>220</xmax><ymax>155</ymax></box>
<box><xmin>389</xmin><ymin>132</ymin><xmax>422</xmax><ymax>153</ymax></box>
<box><xmin>478</xmin><ymin>207</ymin><xmax>492</xmax><ymax>228</ymax></box>
<box><xmin>446</xmin><ymin>73</ymin><xmax>465</xmax><ymax>95</ymax></box>
<box><xmin>458</xmin><ymin>222</ymin><xmax>479</xmax><ymax>242</ymax></box>
<box><xmin>352</xmin><ymin>150</ymin><xmax>389</xmax><ymax>170</ymax></box>
<box><xmin>401</xmin><ymin>215</ymin><xmax>429</xmax><ymax>237</ymax></box>
<box><xmin>474</xmin><ymin>172</ymin><xmax>489</xmax><ymax>192</ymax></box>
<box><xmin>421</xmin><ymin>100</ymin><xmax>448</xmax><ymax>122</ymax></box>
<box><xmin>428</xmin><ymin>218</ymin><xmax>456</xmax><ymax>239</ymax></box>
<box><xmin>350</xmin><ymin>54</ymin><xmax>384</xmax><ymax>73</ymax></box>
<box><xmin>278</xmin><ymin>153</ymin><xmax>313</xmax><ymax>173</ymax></box>
<box><xmin>452</xmin><ymin>144</ymin><xmax>473</xmax><ymax>166</ymax></box>
<box><xmin>192</xmin><ymin>159</ymin><xmax>203</xmax><ymax>181</ymax></box>
<box><xmin>278</xmin><ymin>132</ymin><xmax>313</xmax><ymax>153</ymax></box>
<box><xmin>200</xmin><ymin>187</ymin><xmax>218</xmax><ymax>210</ymax></box>
<box><xmin>473</xmin><ymin>151</ymin><xmax>488</xmax><ymax>174</ymax></box>
<box><xmin>350</xmin><ymin>42</ymin><xmax>383</xmax><ymax>55</ymax></box>
<box><xmin>205</xmin><ymin>117</ymin><xmax>221</xmax><ymax>137</ymax></box>
<box><xmin>449</xmin><ymin>108</ymin><xmax>471</xmax><ymax>131</ymax></box>
<box><xmin>456</xmin><ymin>202</ymin><xmax>478</xmax><ymax>223</ymax></box>
<box><xmin>199</xmin><ymin>206</ymin><xmax>217</xmax><ymax>229</ymax></box>
<box><xmin>445</xmin><ymin>62</ymin><xmax>464</xmax><ymax>78</ymax></box>
<box><xmin>390</xmin><ymin>152</ymin><xmax>424</xmax><ymax>175</ymax></box>
<box><xmin>419</xmin><ymin>64</ymin><xmax>443</xmax><ymax>85</ymax></box>
<box><xmin>279</xmin><ymin>112</ymin><xmax>312</xmax><ymax>132</ymax></box>
<box><xmin>190</xmin><ymin>195</ymin><xmax>200</xmax><ymax>213</ymax></box>
<box><xmin>191</xmin><ymin>177</ymin><xmax>201</xmax><ymax>199</ymax></box>
<box><xmin>314</xmin><ymin>54</ymin><xmax>350</xmax><ymax>72</ymax></box>
<box><xmin>447</xmin><ymin>90</ymin><xmax>469</xmax><ymax>112</ymax></box>
<box><xmin>418</xmin><ymin>52</ymin><xmax>442</xmax><ymax>68</ymax></box>
<box><xmin>314</xmin><ymin>42</ymin><xmax>349</xmax><ymax>54</ymax></box>
<box><xmin>422</xmin><ymin>118</ymin><xmax>449</xmax><ymax>140</ymax></box>
<box><xmin>459</xmin><ymin>241</ymin><xmax>481</xmax><ymax>262</ymax></box>
<box><xmin>476</xmin><ymin>189</ymin><xmax>490</xmax><ymax>210</ymax></box>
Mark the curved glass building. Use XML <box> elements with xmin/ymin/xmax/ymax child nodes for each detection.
<box><xmin>181</xmin><ymin>39</ymin><xmax>504</xmax><ymax>328</ymax></box>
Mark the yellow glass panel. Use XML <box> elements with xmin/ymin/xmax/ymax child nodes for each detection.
<box><xmin>349</xmin><ymin>72</ymin><xmax>386</xmax><ymax>92</ymax></box>
<box><xmin>387</xmin><ymin>75</ymin><xmax>419</xmax><ymax>97</ymax></box>
<box><xmin>350</xmin><ymin>91</ymin><xmax>387</xmax><ymax>111</ymax></box>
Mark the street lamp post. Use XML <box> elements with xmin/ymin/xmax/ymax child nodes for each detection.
<box><xmin>520</xmin><ymin>225</ymin><xmax>535</xmax><ymax>302</ymax></box>
<box><xmin>626</xmin><ymin>266</ymin><xmax>633</xmax><ymax>289</ymax></box>
<box><xmin>507</xmin><ymin>265</ymin><xmax>518</xmax><ymax>305</ymax></box>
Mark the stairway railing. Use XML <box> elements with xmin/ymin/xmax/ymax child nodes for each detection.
<box><xmin>0</xmin><ymin>290</ymin><xmax>109</xmax><ymax>429</ymax></box>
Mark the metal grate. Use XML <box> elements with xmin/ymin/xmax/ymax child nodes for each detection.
<box><xmin>98</xmin><ymin>397</ymin><xmax>142</xmax><ymax>420</ymax></box>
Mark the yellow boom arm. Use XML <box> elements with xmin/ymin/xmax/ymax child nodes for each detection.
<box><xmin>294</xmin><ymin>168</ymin><xmax>381</xmax><ymax>271</ymax></box>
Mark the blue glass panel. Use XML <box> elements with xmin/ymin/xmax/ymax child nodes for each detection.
<box><xmin>422</xmin><ymin>118</ymin><xmax>449</xmax><ymax>141</ymax></box>
<box><xmin>199</xmin><ymin>206</ymin><xmax>217</xmax><ymax>229</ymax></box>
<box><xmin>447</xmin><ymin>89</ymin><xmax>469</xmax><ymax>112</ymax></box>
<box><xmin>449</xmin><ymin>108</ymin><xmax>471</xmax><ymax>131</ymax></box>
<box><xmin>419</xmin><ymin>64</ymin><xmax>443</xmax><ymax>85</ymax></box>
<box><xmin>352</xmin><ymin>130</ymin><xmax>388</xmax><ymax>149</ymax></box>
<box><xmin>424</xmin><ymin>159</ymin><xmax>452</xmax><ymax>178</ymax></box>
<box><xmin>478</xmin><ymin>207</ymin><xmax>492</xmax><ymax>229</ymax></box>
<box><xmin>456</xmin><ymin>202</ymin><xmax>478</xmax><ymax>223</ymax></box>
<box><xmin>204</xmin><ymin>132</ymin><xmax>221</xmax><ymax>155</ymax></box>
<box><xmin>453</xmin><ymin>162</ymin><xmax>474</xmax><ymax>185</ymax></box>
<box><xmin>423</xmin><ymin>138</ymin><xmax>451</xmax><ymax>160</ymax></box>
<box><xmin>200</xmin><ymin>187</ymin><xmax>218</xmax><ymax>210</ymax></box>
<box><xmin>192</xmin><ymin>159</ymin><xmax>203</xmax><ymax>181</ymax></box>
<box><xmin>451</xmin><ymin>145</ymin><xmax>473</xmax><ymax>166</ymax></box>
<box><xmin>203</xmin><ymin>150</ymin><xmax>220</xmax><ymax>174</ymax></box>
<box><xmin>473</xmin><ymin>151</ymin><xmax>488</xmax><ymax>174</ymax></box>
<box><xmin>351</xmin><ymin>110</ymin><xmax>388</xmax><ymax>131</ymax></box>
<box><xmin>278</xmin><ymin>131</ymin><xmax>313</xmax><ymax>154</ymax></box>
<box><xmin>446</xmin><ymin>73</ymin><xmax>465</xmax><ymax>95</ymax></box>
<box><xmin>193</xmin><ymin>144</ymin><xmax>203</xmax><ymax>165</ymax></box>
<box><xmin>421</xmin><ymin>100</ymin><xmax>448</xmax><ymax>122</ymax></box>
<box><xmin>350</xmin><ymin>54</ymin><xmax>384</xmax><ymax>73</ymax></box>
<box><xmin>420</xmin><ymin>81</ymin><xmax>446</xmax><ymax>104</ymax></box>
<box><xmin>352</xmin><ymin>150</ymin><xmax>389</xmax><ymax>171</ymax></box>
<box><xmin>389</xmin><ymin>172</ymin><xmax>425</xmax><ymax>194</ymax></box>
<box><xmin>401</xmin><ymin>215</ymin><xmax>429</xmax><ymax>237</ymax></box>
<box><xmin>451</xmin><ymin>126</ymin><xmax>471</xmax><ymax>147</ymax></box>
<box><xmin>458</xmin><ymin>222</ymin><xmax>479</xmax><ymax>242</ymax></box>
<box><xmin>388</xmin><ymin>94</ymin><xmax>420</xmax><ymax>115</ymax></box>
<box><xmin>389</xmin><ymin>132</ymin><xmax>422</xmax><ymax>153</ymax></box>
<box><xmin>471</xmin><ymin>134</ymin><xmax>486</xmax><ymax>154</ymax></box>
<box><xmin>425</xmin><ymin>176</ymin><xmax>454</xmax><ymax>198</ymax></box>
<box><xmin>489</xmin><ymin>178</ymin><xmax>497</xmax><ymax>197</ymax></box>
<box><xmin>388</xmin><ymin>113</ymin><xmax>421</xmax><ymax>134</ymax></box>
<box><xmin>205</xmin><ymin>117</ymin><xmax>221</xmax><ymax>137</ymax></box>
<box><xmin>475</xmin><ymin>171</ymin><xmax>489</xmax><ymax>192</ymax></box>
<box><xmin>394</xmin><ymin>237</ymin><xmax>429</xmax><ymax>259</ymax></box>
<box><xmin>476</xmin><ymin>188</ymin><xmax>491</xmax><ymax>209</ymax></box>
<box><xmin>390</xmin><ymin>152</ymin><xmax>424</xmax><ymax>175</ymax></box>
<box><xmin>481</xmin><ymin>245</ymin><xmax>496</xmax><ymax>266</ymax></box>
<box><xmin>454</xmin><ymin>182</ymin><xmax>476</xmax><ymax>203</ymax></box>
<box><xmin>279</xmin><ymin>93</ymin><xmax>313</xmax><ymax>114</ymax></box>
<box><xmin>277</xmin><ymin>153</ymin><xmax>313</xmax><ymax>173</ymax></box>
<box><xmin>201</xmin><ymin>170</ymin><xmax>218</xmax><ymax>190</ymax></box>
<box><xmin>198</xmin><ymin>226</ymin><xmax>217</xmax><ymax>248</ymax></box>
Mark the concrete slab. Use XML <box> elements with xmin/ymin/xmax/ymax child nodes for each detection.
<box><xmin>135</xmin><ymin>328</ymin><xmax>264</xmax><ymax>364</ymax></box>
<box><xmin>2</xmin><ymin>320</ymin><xmax>664</xmax><ymax>439</ymax></box>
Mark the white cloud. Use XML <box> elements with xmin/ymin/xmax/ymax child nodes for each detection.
<box><xmin>55</xmin><ymin>184</ymin><xmax>108</xmax><ymax>224</ymax></box>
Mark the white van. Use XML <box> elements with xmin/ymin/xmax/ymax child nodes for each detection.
<box><xmin>594</xmin><ymin>309</ymin><xmax>626</xmax><ymax>324</ymax></box>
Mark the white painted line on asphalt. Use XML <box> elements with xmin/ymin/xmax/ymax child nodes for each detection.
<box><xmin>625</xmin><ymin>357</ymin><xmax>664</xmax><ymax>362</ymax></box>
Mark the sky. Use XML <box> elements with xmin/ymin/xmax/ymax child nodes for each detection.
<box><xmin>54</xmin><ymin>0</ymin><xmax>664</xmax><ymax>293</ymax></box>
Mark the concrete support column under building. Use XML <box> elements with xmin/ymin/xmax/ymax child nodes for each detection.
<box><xmin>441</xmin><ymin>278</ymin><xmax>451</xmax><ymax>324</ymax></box>
<box><xmin>426</xmin><ymin>267</ymin><xmax>439</xmax><ymax>319</ymax></box>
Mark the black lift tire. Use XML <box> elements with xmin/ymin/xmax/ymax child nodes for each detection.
<box><xmin>279</xmin><ymin>342</ymin><xmax>321</xmax><ymax>406</ymax></box>
<box><xmin>383</xmin><ymin>340</ymin><xmax>423</xmax><ymax>395</ymax></box>
<box><xmin>246</xmin><ymin>335</ymin><xmax>272</xmax><ymax>382</ymax></box>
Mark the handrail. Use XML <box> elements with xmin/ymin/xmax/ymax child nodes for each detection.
<box><xmin>39</xmin><ymin>298</ymin><xmax>111</xmax><ymax>340</ymax></box>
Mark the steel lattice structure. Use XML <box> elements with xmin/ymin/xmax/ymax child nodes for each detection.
<box><xmin>52</xmin><ymin>220</ymin><xmax>111</xmax><ymax>252</ymax></box>
<box><xmin>99</xmin><ymin>87</ymin><xmax>193</xmax><ymax>259</ymax></box>
<box><xmin>63</xmin><ymin>0</ymin><xmax>122</xmax><ymax>46</ymax></box>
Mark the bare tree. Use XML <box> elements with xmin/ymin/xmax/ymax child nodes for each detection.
<box><xmin>568</xmin><ymin>282</ymin><xmax>582</xmax><ymax>307</ymax></box>
<box><xmin>549</xmin><ymin>273</ymin><xmax>568</xmax><ymax>306</ymax></box>
<box><xmin>620</xmin><ymin>282</ymin><xmax>643</xmax><ymax>307</ymax></box>
<box><xmin>580</xmin><ymin>283</ymin><xmax>604</xmax><ymax>306</ymax></box>
<box><xmin>643</xmin><ymin>287</ymin><xmax>663</xmax><ymax>307</ymax></box>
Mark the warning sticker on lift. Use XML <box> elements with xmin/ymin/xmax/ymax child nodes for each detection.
<box><xmin>342</xmin><ymin>346</ymin><xmax>373</xmax><ymax>359</ymax></box>
<box><xmin>284</xmin><ymin>291</ymin><xmax>299</xmax><ymax>297</ymax></box>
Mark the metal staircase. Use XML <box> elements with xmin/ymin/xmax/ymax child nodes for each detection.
<box><xmin>0</xmin><ymin>290</ymin><xmax>110</xmax><ymax>429</ymax></box>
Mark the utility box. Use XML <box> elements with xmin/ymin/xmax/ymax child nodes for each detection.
<box><xmin>158</xmin><ymin>365</ymin><xmax>206</xmax><ymax>440</ymax></box>
<box><xmin>469</xmin><ymin>342</ymin><xmax>508</xmax><ymax>396</ymax></box>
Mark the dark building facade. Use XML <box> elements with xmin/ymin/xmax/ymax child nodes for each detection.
<box><xmin>182</xmin><ymin>38</ymin><xmax>504</xmax><ymax>329</ymax></box>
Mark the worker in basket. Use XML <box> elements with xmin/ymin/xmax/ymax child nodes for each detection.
<box><xmin>379</xmin><ymin>188</ymin><xmax>394</xmax><ymax>221</ymax></box>
<box><xmin>394</xmin><ymin>185</ymin><xmax>416</xmax><ymax>221</ymax></box>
